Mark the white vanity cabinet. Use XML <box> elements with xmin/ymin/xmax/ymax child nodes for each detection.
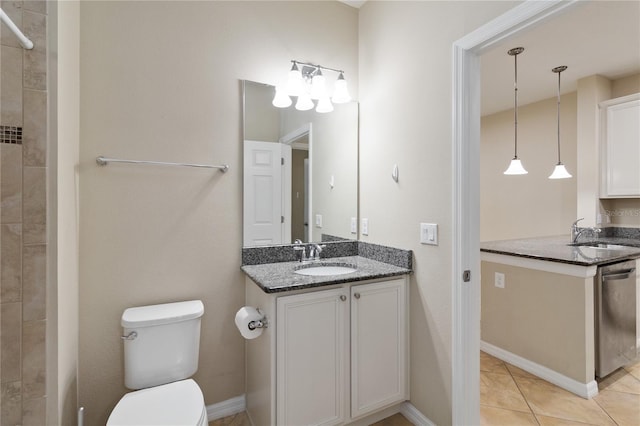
<box><xmin>600</xmin><ymin>93</ymin><xmax>640</xmax><ymax>198</ymax></box>
<box><xmin>245</xmin><ymin>276</ymin><xmax>409</xmax><ymax>426</ymax></box>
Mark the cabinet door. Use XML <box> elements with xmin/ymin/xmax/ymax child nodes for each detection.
<box><xmin>351</xmin><ymin>278</ymin><xmax>408</xmax><ymax>419</ymax></box>
<box><xmin>276</xmin><ymin>288</ymin><xmax>349</xmax><ymax>426</ymax></box>
<box><xmin>601</xmin><ymin>96</ymin><xmax>640</xmax><ymax>197</ymax></box>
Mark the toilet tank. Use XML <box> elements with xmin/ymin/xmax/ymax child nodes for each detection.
<box><xmin>121</xmin><ymin>300</ymin><xmax>204</xmax><ymax>390</ymax></box>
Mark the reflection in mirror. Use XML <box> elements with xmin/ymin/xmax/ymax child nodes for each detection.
<box><xmin>243</xmin><ymin>80</ymin><xmax>358</xmax><ymax>247</ymax></box>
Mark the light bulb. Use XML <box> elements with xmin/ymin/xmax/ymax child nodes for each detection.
<box><xmin>548</xmin><ymin>163</ymin><xmax>572</xmax><ymax>179</ymax></box>
<box><xmin>332</xmin><ymin>73</ymin><xmax>351</xmax><ymax>103</ymax></box>
<box><xmin>504</xmin><ymin>158</ymin><xmax>528</xmax><ymax>175</ymax></box>
<box><xmin>316</xmin><ymin>97</ymin><xmax>334</xmax><ymax>113</ymax></box>
<box><xmin>295</xmin><ymin>91</ymin><xmax>314</xmax><ymax>111</ymax></box>
<box><xmin>272</xmin><ymin>87</ymin><xmax>292</xmax><ymax>108</ymax></box>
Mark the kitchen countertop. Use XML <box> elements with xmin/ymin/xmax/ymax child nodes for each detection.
<box><xmin>480</xmin><ymin>235</ymin><xmax>640</xmax><ymax>266</ymax></box>
<box><xmin>241</xmin><ymin>255</ymin><xmax>411</xmax><ymax>294</ymax></box>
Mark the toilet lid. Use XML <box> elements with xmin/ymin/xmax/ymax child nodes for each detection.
<box><xmin>107</xmin><ymin>379</ymin><xmax>206</xmax><ymax>426</ymax></box>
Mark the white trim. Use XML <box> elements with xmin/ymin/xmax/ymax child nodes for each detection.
<box><xmin>279</xmin><ymin>123</ymin><xmax>311</xmax><ymax>145</ymax></box>
<box><xmin>481</xmin><ymin>341</ymin><xmax>599</xmax><ymax>399</ymax></box>
<box><xmin>400</xmin><ymin>401</ymin><xmax>436</xmax><ymax>426</ymax></box>
<box><xmin>480</xmin><ymin>252</ymin><xmax>597</xmax><ymax>278</ymax></box>
<box><xmin>452</xmin><ymin>1</ymin><xmax>579</xmax><ymax>424</ymax></box>
<box><xmin>206</xmin><ymin>394</ymin><xmax>246</xmax><ymax>422</ymax></box>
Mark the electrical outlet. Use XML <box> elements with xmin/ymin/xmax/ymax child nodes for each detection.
<box><xmin>495</xmin><ymin>272</ymin><xmax>505</xmax><ymax>288</ymax></box>
<box><xmin>315</xmin><ymin>214</ymin><xmax>322</xmax><ymax>228</ymax></box>
<box><xmin>350</xmin><ymin>217</ymin><xmax>357</xmax><ymax>234</ymax></box>
<box><xmin>362</xmin><ymin>218</ymin><xmax>369</xmax><ymax>236</ymax></box>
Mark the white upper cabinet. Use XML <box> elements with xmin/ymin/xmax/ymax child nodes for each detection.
<box><xmin>600</xmin><ymin>94</ymin><xmax>640</xmax><ymax>198</ymax></box>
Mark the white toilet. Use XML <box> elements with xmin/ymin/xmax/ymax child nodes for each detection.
<box><xmin>107</xmin><ymin>300</ymin><xmax>208</xmax><ymax>426</ymax></box>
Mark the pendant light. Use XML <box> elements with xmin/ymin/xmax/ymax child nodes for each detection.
<box><xmin>504</xmin><ymin>47</ymin><xmax>528</xmax><ymax>175</ymax></box>
<box><xmin>548</xmin><ymin>65</ymin><xmax>572</xmax><ymax>179</ymax></box>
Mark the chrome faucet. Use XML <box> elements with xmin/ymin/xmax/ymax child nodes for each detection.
<box><xmin>571</xmin><ymin>218</ymin><xmax>602</xmax><ymax>243</ymax></box>
<box><xmin>293</xmin><ymin>241</ymin><xmax>326</xmax><ymax>262</ymax></box>
<box><xmin>309</xmin><ymin>243</ymin><xmax>326</xmax><ymax>261</ymax></box>
<box><xmin>293</xmin><ymin>239</ymin><xmax>306</xmax><ymax>262</ymax></box>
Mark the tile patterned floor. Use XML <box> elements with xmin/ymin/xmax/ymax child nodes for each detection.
<box><xmin>211</xmin><ymin>353</ymin><xmax>640</xmax><ymax>426</ymax></box>
<box><xmin>481</xmin><ymin>351</ymin><xmax>640</xmax><ymax>426</ymax></box>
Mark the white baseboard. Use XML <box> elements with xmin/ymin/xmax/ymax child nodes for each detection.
<box><xmin>209</xmin><ymin>396</ymin><xmax>435</xmax><ymax>426</ymax></box>
<box><xmin>206</xmin><ymin>394</ymin><xmax>246</xmax><ymax>421</ymax></box>
<box><xmin>481</xmin><ymin>341</ymin><xmax>598</xmax><ymax>399</ymax></box>
<box><xmin>400</xmin><ymin>402</ymin><xmax>435</xmax><ymax>426</ymax></box>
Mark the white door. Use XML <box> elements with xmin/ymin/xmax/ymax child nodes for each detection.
<box><xmin>276</xmin><ymin>288</ymin><xmax>349</xmax><ymax>426</ymax></box>
<box><xmin>351</xmin><ymin>278</ymin><xmax>408</xmax><ymax>419</ymax></box>
<box><xmin>243</xmin><ymin>140</ymin><xmax>283</xmax><ymax>246</ymax></box>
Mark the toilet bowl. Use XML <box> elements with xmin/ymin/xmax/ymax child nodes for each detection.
<box><xmin>107</xmin><ymin>379</ymin><xmax>207</xmax><ymax>426</ymax></box>
<box><xmin>107</xmin><ymin>300</ymin><xmax>207</xmax><ymax>426</ymax></box>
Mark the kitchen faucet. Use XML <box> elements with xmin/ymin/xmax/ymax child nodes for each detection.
<box><xmin>571</xmin><ymin>218</ymin><xmax>601</xmax><ymax>243</ymax></box>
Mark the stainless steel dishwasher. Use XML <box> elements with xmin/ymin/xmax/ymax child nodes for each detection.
<box><xmin>595</xmin><ymin>259</ymin><xmax>637</xmax><ymax>378</ymax></box>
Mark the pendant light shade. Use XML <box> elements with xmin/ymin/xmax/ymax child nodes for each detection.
<box><xmin>548</xmin><ymin>65</ymin><xmax>572</xmax><ymax>179</ymax></box>
<box><xmin>504</xmin><ymin>158</ymin><xmax>529</xmax><ymax>175</ymax></box>
<box><xmin>295</xmin><ymin>91</ymin><xmax>314</xmax><ymax>111</ymax></box>
<box><xmin>503</xmin><ymin>47</ymin><xmax>528</xmax><ymax>175</ymax></box>
<box><xmin>549</xmin><ymin>164</ymin><xmax>572</xmax><ymax>179</ymax></box>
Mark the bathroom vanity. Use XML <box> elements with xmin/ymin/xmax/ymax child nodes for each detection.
<box><xmin>240</xmin><ymin>243</ymin><xmax>412</xmax><ymax>426</ymax></box>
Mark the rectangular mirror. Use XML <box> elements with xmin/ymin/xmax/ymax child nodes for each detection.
<box><xmin>243</xmin><ymin>80</ymin><xmax>358</xmax><ymax>247</ymax></box>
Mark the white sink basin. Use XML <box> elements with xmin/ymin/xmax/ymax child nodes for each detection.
<box><xmin>294</xmin><ymin>264</ymin><xmax>357</xmax><ymax>276</ymax></box>
<box><xmin>571</xmin><ymin>243</ymin><xmax>632</xmax><ymax>250</ymax></box>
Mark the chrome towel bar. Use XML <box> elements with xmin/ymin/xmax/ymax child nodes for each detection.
<box><xmin>96</xmin><ymin>156</ymin><xmax>229</xmax><ymax>172</ymax></box>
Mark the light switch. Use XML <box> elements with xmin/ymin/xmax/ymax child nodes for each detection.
<box><xmin>495</xmin><ymin>272</ymin><xmax>505</xmax><ymax>288</ymax></box>
<box><xmin>315</xmin><ymin>214</ymin><xmax>322</xmax><ymax>228</ymax></box>
<box><xmin>420</xmin><ymin>223</ymin><xmax>438</xmax><ymax>245</ymax></box>
<box><xmin>362</xmin><ymin>218</ymin><xmax>369</xmax><ymax>236</ymax></box>
<box><xmin>350</xmin><ymin>217</ymin><xmax>357</xmax><ymax>234</ymax></box>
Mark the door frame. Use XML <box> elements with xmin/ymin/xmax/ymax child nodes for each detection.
<box><xmin>451</xmin><ymin>1</ymin><xmax>578</xmax><ymax>423</ymax></box>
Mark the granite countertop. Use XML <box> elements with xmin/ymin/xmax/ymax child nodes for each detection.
<box><xmin>241</xmin><ymin>255</ymin><xmax>411</xmax><ymax>294</ymax></box>
<box><xmin>480</xmin><ymin>235</ymin><xmax>640</xmax><ymax>266</ymax></box>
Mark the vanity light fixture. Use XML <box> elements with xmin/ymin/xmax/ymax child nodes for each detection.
<box><xmin>503</xmin><ymin>47</ymin><xmax>528</xmax><ymax>175</ymax></box>
<box><xmin>272</xmin><ymin>60</ymin><xmax>351</xmax><ymax>113</ymax></box>
<box><xmin>548</xmin><ymin>65</ymin><xmax>572</xmax><ymax>179</ymax></box>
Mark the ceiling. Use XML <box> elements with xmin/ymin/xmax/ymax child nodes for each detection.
<box><xmin>480</xmin><ymin>1</ymin><xmax>640</xmax><ymax>116</ymax></box>
<box><xmin>340</xmin><ymin>1</ymin><xmax>639</xmax><ymax>116</ymax></box>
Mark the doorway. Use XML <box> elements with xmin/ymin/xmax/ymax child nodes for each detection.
<box><xmin>451</xmin><ymin>1</ymin><xmax>579</xmax><ymax>423</ymax></box>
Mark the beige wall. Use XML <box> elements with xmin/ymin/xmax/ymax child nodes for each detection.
<box><xmin>480</xmin><ymin>94</ymin><xmax>578</xmax><ymax>241</ymax></box>
<box><xmin>54</xmin><ymin>0</ymin><xmax>81</xmax><ymax>424</ymax></box>
<box><xmin>77</xmin><ymin>1</ymin><xmax>357</xmax><ymax>424</ymax></box>
<box><xmin>481</xmin><ymin>261</ymin><xmax>594</xmax><ymax>383</ymax></box>
<box><xmin>1</xmin><ymin>1</ymin><xmax>50</xmax><ymax>424</ymax></box>
<box><xmin>358</xmin><ymin>1</ymin><xmax>519</xmax><ymax>424</ymax></box>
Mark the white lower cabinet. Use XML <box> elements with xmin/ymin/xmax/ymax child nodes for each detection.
<box><xmin>272</xmin><ymin>277</ymin><xmax>408</xmax><ymax>426</ymax></box>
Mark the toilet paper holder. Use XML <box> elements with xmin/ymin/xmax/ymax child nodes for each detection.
<box><xmin>248</xmin><ymin>310</ymin><xmax>268</xmax><ymax>330</ymax></box>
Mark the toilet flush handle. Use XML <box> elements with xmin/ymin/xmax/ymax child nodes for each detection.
<box><xmin>121</xmin><ymin>331</ymin><xmax>138</xmax><ymax>341</ymax></box>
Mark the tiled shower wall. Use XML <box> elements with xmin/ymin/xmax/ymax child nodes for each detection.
<box><xmin>1</xmin><ymin>1</ymin><xmax>48</xmax><ymax>425</ymax></box>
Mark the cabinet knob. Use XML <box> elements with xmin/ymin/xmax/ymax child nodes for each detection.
<box><xmin>354</xmin><ymin>293</ymin><xmax>360</xmax><ymax>299</ymax></box>
<box><xmin>340</xmin><ymin>295</ymin><xmax>347</xmax><ymax>301</ymax></box>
